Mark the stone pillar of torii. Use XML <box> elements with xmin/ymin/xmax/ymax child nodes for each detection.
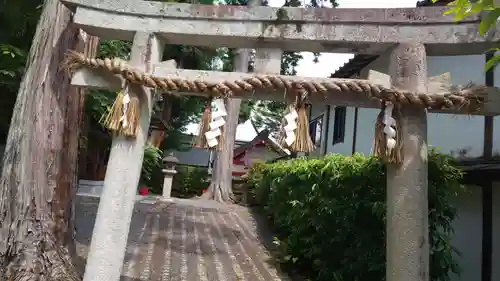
<box><xmin>60</xmin><ymin>1</ymin><xmax>500</xmax><ymax>281</ymax></box>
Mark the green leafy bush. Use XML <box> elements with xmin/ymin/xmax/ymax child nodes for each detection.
<box><xmin>246</xmin><ymin>152</ymin><xmax>463</xmax><ymax>281</ymax></box>
<box><xmin>145</xmin><ymin>155</ymin><xmax>208</xmax><ymax>198</ymax></box>
<box><xmin>141</xmin><ymin>145</ymin><xmax>163</xmax><ymax>188</ymax></box>
<box><xmin>171</xmin><ymin>166</ymin><xmax>209</xmax><ymax>198</ymax></box>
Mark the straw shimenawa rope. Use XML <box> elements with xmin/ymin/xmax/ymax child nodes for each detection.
<box><xmin>62</xmin><ymin>52</ymin><xmax>488</xmax><ymax>113</ymax></box>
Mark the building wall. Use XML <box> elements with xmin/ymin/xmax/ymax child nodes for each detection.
<box><xmin>308</xmin><ymin>54</ymin><xmax>500</xmax><ymax>281</ymax></box>
<box><xmin>232</xmin><ymin>145</ymin><xmax>281</xmax><ymax>177</ymax></box>
<box><xmin>311</xmin><ymin>54</ymin><xmax>500</xmax><ymax>157</ymax></box>
<box><xmin>167</xmin><ymin>137</ymin><xmax>249</xmax><ymax>168</ymax></box>
<box><xmin>450</xmin><ymin>183</ymin><xmax>500</xmax><ymax>281</ymax></box>
<box><xmin>243</xmin><ymin>146</ymin><xmax>281</xmax><ymax>166</ymax></box>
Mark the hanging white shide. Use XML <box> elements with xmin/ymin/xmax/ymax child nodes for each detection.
<box><xmin>205</xmin><ymin>98</ymin><xmax>227</xmax><ymax>147</ymax></box>
<box><xmin>383</xmin><ymin>102</ymin><xmax>397</xmax><ymax>153</ymax></box>
<box><xmin>284</xmin><ymin>108</ymin><xmax>298</xmax><ymax>146</ymax></box>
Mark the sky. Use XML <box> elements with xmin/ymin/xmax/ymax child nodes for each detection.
<box><xmin>185</xmin><ymin>0</ymin><xmax>419</xmax><ymax>142</ymax></box>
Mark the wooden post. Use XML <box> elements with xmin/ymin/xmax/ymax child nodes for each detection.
<box><xmin>386</xmin><ymin>42</ymin><xmax>429</xmax><ymax>281</ymax></box>
<box><xmin>82</xmin><ymin>33</ymin><xmax>164</xmax><ymax>281</ymax></box>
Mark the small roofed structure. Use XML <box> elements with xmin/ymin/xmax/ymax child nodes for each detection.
<box><xmin>231</xmin><ymin>130</ymin><xmax>289</xmax><ymax>178</ymax></box>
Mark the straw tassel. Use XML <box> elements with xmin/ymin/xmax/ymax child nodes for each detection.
<box><xmin>372</xmin><ymin>102</ymin><xmax>403</xmax><ymax>165</ymax></box>
<box><xmin>100</xmin><ymin>85</ymin><xmax>140</xmax><ymax>138</ymax></box>
<box><xmin>291</xmin><ymin>102</ymin><xmax>314</xmax><ymax>153</ymax></box>
<box><xmin>193</xmin><ymin>98</ymin><xmax>212</xmax><ymax>148</ymax></box>
<box><xmin>280</xmin><ymin>90</ymin><xmax>315</xmax><ymax>153</ymax></box>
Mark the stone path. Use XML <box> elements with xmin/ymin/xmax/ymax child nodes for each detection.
<box><xmin>75</xmin><ymin>196</ymin><xmax>290</xmax><ymax>281</ymax></box>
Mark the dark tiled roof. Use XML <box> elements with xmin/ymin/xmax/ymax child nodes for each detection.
<box><xmin>330</xmin><ymin>55</ymin><xmax>378</xmax><ymax>78</ymax></box>
<box><xmin>457</xmin><ymin>158</ymin><xmax>500</xmax><ymax>172</ymax></box>
<box><xmin>416</xmin><ymin>0</ymin><xmax>453</xmax><ymax>7</ymax></box>
<box><xmin>233</xmin><ymin>129</ymin><xmax>288</xmax><ymax>158</ymax></box>
<box><xmin>150</xmin><ymin>116</ymin><xmax>168</xmax><ymax>130</ymax></box>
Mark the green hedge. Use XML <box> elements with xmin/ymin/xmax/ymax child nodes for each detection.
<box><xmin>171</xmin><ymin>166</ymin><xmax>209</xmax><ymax>198</ymax></box>
<box><xmin>246</xmin><ymin>152</ymin><xmax>463</xmax><ymax>281</ymax></box>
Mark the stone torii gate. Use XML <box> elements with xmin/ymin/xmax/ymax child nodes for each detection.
<box><xmin>60</xmin><ymin>1</ymin><xmax>500</xmax><ymax>281</ymax></box>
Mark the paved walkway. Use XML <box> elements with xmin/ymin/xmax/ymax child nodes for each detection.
<box><xmin>75</xmin><ymin>196</ymin><xmax>290</xmax><ymax>281</ymax></box>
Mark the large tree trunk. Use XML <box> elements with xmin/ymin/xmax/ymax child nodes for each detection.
<box><xmin>202</xmin><ymin>50</ymin><xmax>248</xmax><ymax>203</ymax></box>
<box><xmin>148</xmin><ymin>94</ymin><xmax>173</xmax><ymax>148</ymax></box>
<box><xmin>0</xmin><ymin>1</ymin><xmax>92</xmax><ymax>280</ymax></box>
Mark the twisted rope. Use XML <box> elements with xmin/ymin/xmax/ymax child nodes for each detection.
<box><xmin>63</xmin><ymin>52</ymin><xmax>487</xmax><ymax>113</ymax></box>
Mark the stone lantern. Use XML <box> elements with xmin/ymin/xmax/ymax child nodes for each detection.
<box><xmin>161</xmin><ymin>152</ymin><xmax>179</xmax><ymax>199</ymax></box>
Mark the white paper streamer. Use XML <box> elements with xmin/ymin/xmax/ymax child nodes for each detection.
<box><xmin>283</xmin><ymin>109</ymin><xmax>298</xmax><ymax>146</ymax></box>
<box><xmin>119</xmin><ymin>86</ymin><xmax>130</xmax><ymax>128</ymax></box>
<box><xmin>211</xmin><ymin>98</ymin><xmax>227</xmax><ymax>118</ymax></box>
<box><xmin>205</xmin><ymin>128</ymin><xmax>221</xmax><ymax>140</ymax></box>
<box><xmin>383</xmin><ymin>102</ymin><xmax>396</xmax><ymax>152</ymax></box>
<box><xmin>209</xmin><ymin>117</ymin><xmax>226</xmax><ymax>130</ymax></box>
<box><xmin>284</xmin><ymin>122</ymin><xmax>297</xmax><ymax>132</ymax></box>
<box><xmin>285</xmin><ymin>134</ymin><xmax>296</xmax><ymax>146</ymax></box>
<box><xmin>207</xmin><ymin>138</ymin><xmax>218</xmax><ymax>147</ymax></box>
<box><xmin>284</xmin><ymin>109</ymin><xmax>298</xmax><ymax>122</ymax></box>
<box><xmin>205</xmin><ymin>99</ymin><xmax>227</xmax><ymax>148</ymax></box>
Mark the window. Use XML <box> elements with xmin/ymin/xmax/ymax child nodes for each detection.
<box><xmin>332</xmin><ymin>106</ymin><xmax>346</xmax><ymax>145</ymax></box>
<box><xmin>309</xmin><ymin>115</ymin><xmax>323</xmax><ymax>147</ymax></box>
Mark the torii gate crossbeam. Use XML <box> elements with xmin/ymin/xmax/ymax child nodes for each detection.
<box><xmin>62</xmin><ymin>0</ymin><xmax>499</xmax><ymax>55</ymax></box>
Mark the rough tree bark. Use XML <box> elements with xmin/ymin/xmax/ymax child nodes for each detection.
<box><xmin>148</xmin><ymin>94</ymin><xmax>173</xmax><ymax>148</ymax></box>
<box><xmin>0</xmin><ymin>1</ymin><xmax>95</xmax><ymax>280</ymax></box>
<box><xmin>202</xmin><ymin>50</ymin><xmax>248</xmax><ymax>203</ymax></box>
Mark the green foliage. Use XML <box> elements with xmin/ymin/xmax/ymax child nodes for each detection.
<box><xmin>170</xmin><ymin>166</ymin><xmax>209</xmax><ymax>198</ymax></box>
<box><xmin>146</xmin><ymin>162</ymin><xmax>209</xmax><ymax>198</ymax></box>
<box><xmin>246</xmin><ymin>152</ymin><xmax>463</xmax><ymax>281</ymax></box>
<box><xmin>0</xmin><ymin>0</ymin><xmax>43</xmax><ymax>140</ymax></box>
<box><xmin>141</xmin><ymin>145</ymin><xmax>163</xmax><ymax>186</ymax></box>
<box><xmin>438</xmin><ymin>0</ymin><xmax>500</xmax><ymax>71</ymax></box>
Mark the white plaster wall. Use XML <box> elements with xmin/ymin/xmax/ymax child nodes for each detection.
<box><xmin>311</xmin><ymin>54</ymin><xmax>500</xmax><ymax>158</ymax></box>
<box><xmin>449</xmin><ymin>185</ymin><xmax>482</xmax><ymax>281</ymax></box>
<box><xmin>308</xmin><ymin>104</ymin><xmax>328</xmax><ymax>156</ymax></box>
<box><xmin>309</xmin><ymin>105</ymin><xmax>357</xmax><ymax>156</ymax></box>
<box><xmin>357</xmin><ymin>54</ymin><xmax>500</xmax><ymax>158</ymax></box>
<box><xmin>449</xmin><ymin>183</ymin><xmax>500</xmax><ymax>281</ymax></box>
